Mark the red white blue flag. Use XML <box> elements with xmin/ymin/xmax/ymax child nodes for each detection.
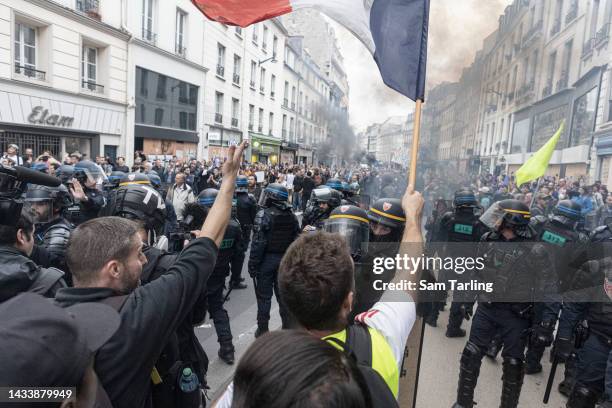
<box><xmin>191</xmin><ymin>0</ymin><xmax>430</xmax><ymax>102</ymax></box>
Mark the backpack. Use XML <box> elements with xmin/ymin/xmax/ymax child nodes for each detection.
<box><xmin>326</xmin><ymin>324</ymin><xmax>399</xmax><ymax>408</ymax></box>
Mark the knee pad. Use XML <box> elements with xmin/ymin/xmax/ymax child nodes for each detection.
<box><xmin>461</xmin><ymin>342</ymin><xmax>483</xmax><ymax>368</ymax></box>
<box><xmin>502</xmin><ymin>358</ymin><xmax>524</xmax><ymax>379</ymax></box>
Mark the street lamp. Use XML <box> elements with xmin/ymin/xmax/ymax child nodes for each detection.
<box><xmin>258</xmin><ymin>56</ymin><xmax>277</xmax><ymax>66</ymax></box>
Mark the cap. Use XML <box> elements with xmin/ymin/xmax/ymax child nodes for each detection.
<box><xmin>8</xmin><ymin>144</ymin><xmax>19</xmax><ymax>151</ymax></box>
<box><xmin>0</xmin><ymin>293</ymin><xmax>120</xmax><ymax>387</ymax></box>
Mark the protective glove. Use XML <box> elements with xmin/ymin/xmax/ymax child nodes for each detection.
<box><xmin>530</xmin><ymin>321</ymin><xmax>555</xmax><ymax>348</ymax></box>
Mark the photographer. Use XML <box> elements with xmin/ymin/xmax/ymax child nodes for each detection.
<box><xmin>54</xmin><ymin>142</ymin><xmax>247</xmax><ymax>408</ymax></box>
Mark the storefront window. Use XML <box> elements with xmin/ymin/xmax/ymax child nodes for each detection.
<box><xmin>531</xmin><ymin>105</ymin><xmax>568</xmax><ymax>151</ymax></box>
<box><xmin>570</xmin><ymin>87</ymin><xmax>597</xmax><ymax>147</ymax></box>
<box><xmin>511</xmin><ymin>118</ymin><xmax>529</xmax><ymax>154</ymax></box>
<box><xmin>135</xmin><ymin>66</ymin><xmax>198</xmax><ymax>131</ymax></box>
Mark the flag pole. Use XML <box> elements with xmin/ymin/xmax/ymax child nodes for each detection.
<box><xmin>409</xmin><ymin>99</ymin><xmax>423</xmax><ymax>186</ymax></box>
<box><xmin>529</xmin><ymin>177</ymin><xmax>543</xmax><ymax>209</ymax></box>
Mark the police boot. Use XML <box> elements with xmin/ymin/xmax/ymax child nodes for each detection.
<box><xmin>558</xmin><ymin>353</ymin><xmax>578</xmax><ymax>397</ymax></box>
<box><xmin>218</xmin><ymin>342</ymin><xmax>235</xmax><ymax>365</ymax></box>
<box><xmin>485</xmin><ymin>335</ymin><xmax>502</xmax><ymax>360</ymax></box>
<box><xmin>499</xmin><ymin>358</ymin><xmax>524</xmax><ymax>408</ymax></box>
<box><xmin>566</xmin><ymin>386</ymin><xmax>599</xmax><ymax>408</ymax></box>
<box><xmin>254</xmin><ymin>323</ymin><xmax>269</xmax><ymax>338</ymax></box>
<box><xmin>446</xmin><ymin>307</ymin><xmax>466</xmax><ymax>338</ymax></box>
<box><xmin>453</xmin><ymin>342</ymin><xmax>482</xmax><ymax>408</ymax></box>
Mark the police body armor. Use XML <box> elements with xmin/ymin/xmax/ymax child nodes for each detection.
<box><xmin>266</xmin><ymin>206</ymin><xmax>297</xmax><ymax>254</ymax></box>
<box><xmin>235</xmin><ymin>193</ymin><xmax>257</xmax><ymax>228</ymax></box>
<box><xmin>214</xmin><ymin>219</ymin><xmax>242</xmax><ymax>274</ymax></box>
<box><xmin>440</xmin><ymin>211</ymin><xmax>481</xmax><ymax>243</ymax></box>
<box><xmin>36</xmin><ymin>218</ymin><xmax>73</xmax><ymax>259</ymax></box>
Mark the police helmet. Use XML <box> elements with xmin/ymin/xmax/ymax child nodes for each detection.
<box><xmin>480</xmin><ymin>199</ymin><xmax>530</xmax><ymax>230</ymax></box>
<box><xmin>107</xmin><ymin>184</ymin><xmax>166</xmax><ymax>238</ymax></box>
<box><xmin>367</xmin><ymin>198</ymin><xmax>406</xmax><ymax>229</ymax></box>
<box><xmin>56</xmin><ymin>165</ymin><xmax>75</xmax><ymax>185</ymax></box>
<box><xmin>73</xmin><ymin>160</ymin><xmax>107</xmax><ymax>186</ymax></box>
<box><xmin>324</xmin><ymin>205</ymin><xmax>369</xmax><ymax>261</ymax></box>
<box><xmin>259</xmin><ymin>183</ymin><xmax>289</xmax><ymax>206</ymax></box>
<box><xmin>453</xmin><ymin>188</ymin><xmax>477</xmax><ymax>208</ymax></box>
<box><xmin>32</xmin><ymin>162</ymin><xmax>49</xmax><ymax>173</ymax></box>
<box><xmin>119</xmin><ymin>173</ymin><xmax>151</xmax><ymax>187</ymax></box>
<box><xmin>326</xmin><ymin>178</ymin><xmax>344</xmax><ymax>191</ymax></box>
<box><xmin>311</xmin><ymin>187</ymin><xmax>343</xmax><ymax>209</ymax></box>
<box><xmin>552</xmin><ymin>200</ymin><xmax>581</xmax><ymax>227</ymax></box>
<box><xmin>236</xmin><ymin>175</ymin><xmax>249</xmax><ymax>193</ymax></box>
<box><xmin>197</xmin><ymin>188</ymin><xmax>219</xmax><ymax>209</ymax></box>
<box><xmin>25</xmin><ymin>184</ymin><xmax>73</xmax><ymax>224</ymax></box>
<box><xmin>146</xmin><ymin>172</ymin><xmax>162</xmax><ymax>191</ymax></box>
<box><xmin>105</xmin><ymin>171</ymin><xmax>126</xmax><ymax>190</ymax></box>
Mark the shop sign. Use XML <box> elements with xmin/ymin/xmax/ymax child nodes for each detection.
<box><xmin>27</xmin><ymin>106</ymin><xmax>74</xmax><ymax>128</ymax></box>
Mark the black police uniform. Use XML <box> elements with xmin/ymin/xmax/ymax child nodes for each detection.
<box><xmin>249</xmin><ymin>185</ymin><xmax>300</xmax><ymax>335</ymax></box>
<box><xmin>30</xmin><ymin>218</ymin><xmax>74</xmax><ymax>279</ymax></box>
<box><xmin>453</xmin><ymin>200</ymin><xmax>559</xmax><ymax>408</ymax></box>
<box><xmin>432</xmin><ymin>202</ymin><xmax>483</xmax><ymax>337</ymax></box>
<box><xmin>232</xmin><ymin>191</ymin><xmax>257</xmax><ymax>287</ymax></box>
<box><xmin>557</xmin><ymin>258</ymin><xmax>612</xmax><ymax>408</ymax></box>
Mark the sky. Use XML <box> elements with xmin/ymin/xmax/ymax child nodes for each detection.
<box><xmin>332</xmin><ymin>0</ymin><xmax>514</xmax><ymax>133</ymax></box>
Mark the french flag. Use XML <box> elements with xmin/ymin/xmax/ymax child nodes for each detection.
<box><xmin>191</xmin><ymin>0</ymin><xmax>430</xmax><ymax>102</ymax></box>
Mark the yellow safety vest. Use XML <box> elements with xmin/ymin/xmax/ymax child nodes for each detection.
<box><xmin>324</xmin><ymin>326</ymin><xmax>399</xmax><ymax>397</ymax></box>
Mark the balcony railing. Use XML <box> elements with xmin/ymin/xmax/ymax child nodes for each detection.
<box><xmin>522</xmin><ymin>20</ymin><xmax>543</xmax><ymax>49</ymax></box>
<box><xmin>594</xmin><ymin>23</ymin><xmax>611</xmax><ymax>48</ymax></box>
<box><xmin>486</xmin><ymin>104</ymin><xmax>498</xmax><ymax>114</ymax></box>
<box><xmin>215</xmin><ymin>113</ymin><xmax>223</xmax><ymax>123</ymax></box>
<box><xmin>250</xmin><ymin>80</ymin><xmax>256</xmax><ymax>89</ymax></box>
<box><xmin>556</xmin><ymin>73</ymin><xmax>569</xmax><ymax>92</ymax></box>
<box><xmin>582</xmin><ymin>38</ymin><xmax>594</xmax><ymax>58</ymax></box>
<box><xmin>565</xmin><ymin>3</ymin><xmax>578</xmax><ymax>25</ymax></box>
<box><xmin>231</xmin><ymin>118</ymin><xmax>239</xmax><ymax>127</ymax></box>
<box><xmin>233</xmin><ymin>73</ymin><xmax>240</xmax><ymax>84</ymax></box>
<box><xmin>142</xmin><ymin>28</ymin><xmax>157</xmax><ymax>45</ymax></box>
<box><xmin>82</xmin><ymin>80</ymin><xmax>104</xmax><ymax>93</ymax></box>
<box><xmin>175</xmin><ymin>44</ymin><xmax>187</xmax><ymax>58</ymax></box>
<box><xmin>542</xmin><ymin>82</ymin><xmax>553</xmax><ymax>98</ymax></box>
<box><xmin>550</xmin><ymin>19</ymin><xmax>561</xmax><ymax>37</ymax></box>
<box><xmin>283</xmin><ymin>98</ymin><xmax>289</xmax><ymax>107</ymax></box>
<box><xmin>516</xmin><ymin>81</ymin><xmax>535</xmax><ymax>101</ymax></box>
<box><xmin>259</xmin><ymin>86</ymin><xmax>265</xmax><ymax>93</ymax></box>
<box><xmin>216</xmin><ymin>65</ymin><xmax>225</xmax><ymax>77</ymax></box>
<box><xmin>14</xmin><ymin>64</ymin><xmax>46</xmax><ymax>80</ymax></box>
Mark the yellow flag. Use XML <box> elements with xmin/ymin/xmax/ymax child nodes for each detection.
<box><xmin>515</xmin><ymin>121</ymin><xmax>565</xmax><ymax>187</ymax></box>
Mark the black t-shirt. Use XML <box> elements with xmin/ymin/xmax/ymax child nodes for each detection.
<box><xmin>54</xmin><ymin>237</ymin><xmax>218</xmax><ymax>408</ymax></box>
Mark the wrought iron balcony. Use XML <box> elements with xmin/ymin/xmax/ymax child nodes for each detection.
<box><xmin>215</xmin><ymin>113</ymin><xmax>223</xmax><ymax>123</ymax></box>
<box><xmin>233</xmin><ymin>73</ymin><xmax>240</xmax><ymax>84</ymax></box>
<box><xmin>231</xmin><ymin>118</ymin><xmax>239</xmax><ymax>127</ymax></box>
<box><xmin>556</xmin><ymin>73</ymin><xmax>569</xmax><ymax>92</ymax></box>
<box><xmin>14</xmin><ymin>64</ymin><xmax>46</xmax><ymax>80</ymax></box>
<box><xmin>594</xmin><ymin>23</ymin><xmax>611</xmax><ymax>48</ymax></box>
<box><xmin>216</xmin><ymin>65</ymin><xmax>225</xmax><ymax>77</ymax></box>
<box><xmin>142</xmin><ymin>28</ymin><xmax>157</xmax><ymax>45</ymax></box>
<box><xmin>259</xmin><ymin>86</ymin><xmax>265</xmax><ymax>93</ymax></box>
<box><xmin>250</xmin><ymin>80</ymin><xmax>256</xmax><ymax>89</ymax></box>
<box><xmin>522</xmin><ymin>20</ymin><xmax>543</xmax><ymax>48</ymax></box>
<box><xmin>76</xmin><ymin>0</ymin><xmax>98</xmax><ymax>13</ymax></box>
<box><xmin>565</xmin><ymin>3</ymin><xmax>578</xmax><ymax>25</ymax></box>
<box><xmin>82</xmin><ymin>80</ymin><xmax>104</xmax><ymax>93</ymax></box>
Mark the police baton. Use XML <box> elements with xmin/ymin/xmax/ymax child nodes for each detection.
<box><xmin>543</xmin><ymin>354</ymin><xmax>558</xmax><ymax>404</ymax></box>
<box><xmin>223</xmin><ymin>286</ymin><xmax>234</xmax><ymax>303</ymax></box>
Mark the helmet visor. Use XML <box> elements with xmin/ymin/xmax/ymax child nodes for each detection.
<box><xmin>324</xmin><ymin>216</ymin><xmax>369</xmax><ymax>260</ymax></box>
<box><xmin>479</xmin><ymin>201</ymin><xmax>506</xmax><ymax>230</ymax></box>
<box><xmin>24</xmin><ymin>200</ymin><xmax>54</xmax><ymax>224</ymax></box>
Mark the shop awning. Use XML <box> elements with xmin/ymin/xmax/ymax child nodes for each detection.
<box><xmin>249</xmin><ymin>132</ymin><xmax>282</xmax><ymax>146</ymax></box>
<box><xmin>136</xmin><ymin>124</ymin><xmax>199</xmax><ymax>144</ymax></box>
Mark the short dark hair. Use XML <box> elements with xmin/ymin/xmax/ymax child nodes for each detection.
<box><xmin>233</xmin><ymin>330</ymin><xmax>370</xmax><ymax>408</ymax></box>
<box><xmin>279</xmin><ymin>232</ymin><xmax>354</xmax><ymax>331</ymax></box>
<box><xmin>0</xmin><ymin>208</ymin><xmax>34</xmax><ymax>245</ymax></box>
<box><xmin>66</xmin><ymin>217</ymin><xmax>139</xmax><ymax>284</ymax></box>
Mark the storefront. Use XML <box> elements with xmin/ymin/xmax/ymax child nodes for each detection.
<box><xmin>297</xmin><ymin>146</ymin><xmax>313</xmax><ymax>166</ymax></box>
<box><xmin>207</xmin><ymin>126</ymin><xmax>243</xmax><ymax>160</ymax></box>
<box><xmin>0</xmin><ymin>83</ymin><xmax>124</xmax><ymax>160</ymax></box>
<box><xmin>280</xmin><ymin>141</ymin><xmax>299</xmax><ymax>165</ymax></box>
<box><xmin>249</xmin><ymin>133</ymin><xmax>281</xmax><ymax>164</ymax></box>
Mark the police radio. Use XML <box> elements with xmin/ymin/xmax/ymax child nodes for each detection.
<box><xmin>0</xmin><ymin>164</ymin><xmax>61</xmax><ymax>227</ymax></box>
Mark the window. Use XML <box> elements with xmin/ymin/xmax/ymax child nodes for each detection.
<box><xmin>188</xmin><ymin>85</ymin><xmax>197</xmax><ymax>106</ymax></box>
<box><xmin>235</xmin><ymin>26</ymin><xmax>242</xmax><ymax>37</ymax></box>
<box><xmin>262</xmin><ymin>26</ymin><xmax>269</xmax><ymax>51</ymax></box>
<box><xmin>269</xmin><ymin>112</ymin><xmax>274</xmax><ymax>134</ymax></box>
<box><xmin>260</xmin><ymin>67</ymin><xmax>266</xmax><ymax>92</ymax></box>
<box><xmin>547</xmin><ymin>51</ymin><xmax>557</xmax><ymax>84</ymax></box>
<box><xmin>273</xmin><ymin>35</ymin><xmax>278</xmax><ymax>58</ymax></box>
<box><xmin>231</xmin><ymin>98</ymin><xmax>240</xmax><ymax>127</ymax></box>
<box><xmin>14</xmin><ymin>22</ymin><xmax>39</xmax><ymax>78</ymax></box>
<box><xmin>178</xmin><ymin>82</ymin><xmax>188</xmax><ymax>103</ymax></box>
<box><xmin>250</xmin><ymin>61</ymin><xmax>257</xmax><ymax>88</ymax></box>
<box><xmin>284</xmin><ymin>81</ymin><xmax>289</xmax><ymax>106</ymax></box>
<box><xmin>81</xmin><ymin>45</ymin><xmax>99</xmax><ymax>91</ymax></box>
<box><xmin>142</xmin><ymin>0</ymin><xmax>155</xmax><ymax>43</ymax></box>
<box><xmin>282</xmin><ymin>115</ymin><xmax>287</xmax><ymax>138</ymax></box>
<box><xmin>233</xmin><ymin>54</ymin><xmax>241</xmax><ymax>84</ymax></box>
<box><xmin>252</xmin><ymin>25</ymin><xmax>258</xmax><ymax>44</ymax></box>
<box><xmin>175</xmin><ymin>9</ymin><xmax>187</xmax><ymax>56</ymax></box>
<box><xmin>290</xmin><ymin>117</ymin><xmax>295</xmax><ymax>139</ymax></box>
<box><xmin>156</xmin><ymin>74</ymin><xmax>167</xmax><ymax>99</ymax></box>
<box><xmin>215</xmin><ymin>92</ymin><xmax>224</xmax><ymax>123</ymax></box>
<box><xmin>560</xmin><ymin>40</ymin><xmax>572</xmax><ymax>88</ymax></box>
<box><xmin>154</xmin><ymin>108</ymin><xmax>164</xmax><ymax>126</ymax></box>
<box><xmin>140</xmin><ymin>69</ymin><xmax>148</xmax><ymax>96</ymax></box>
<box><xmin>570</xmin><ymin>87</ymin><xmax>598</xmax><ymax>146</ymax></box>
<box><xmin>291</xmin><ymin>86</ymin><xmax>296</xmax><ymax>109</ymax></box>
<box><xmin>217</xmin><ymin>43</ymin><xmax>225</xmax><ymax>77</ymax></box>
<box><xmin>258</xmin><ymin>108</ymin><xmax>264</xmax><ymax>132</ymax></box>
<box><xmin>249</xmin><ymin>104</ymin><xmax>255</xmax><ymax>130</ymax></box>
<box><xmin>76</xmin><ymin>0</ymin><xmax>99</xmax><ymax>13</ymax></box>
<box><xmin>188</xmin><ymin>113</ymin><xmax>196</xmax><ymax>130</ymax></box>
<box><xmin>299</xmin><ymin>91</ymin><xmax>303</xmax><ymax>113</ymax></box>
<box><xmin>179</xmin><ymin>112</ymin><xmax>187</xmax><ymax>129</ymax></box>
<box><xmin>140</xmin><ymin>104</ymin><xmax>146</xmax><ymax>123</ymax></box>
<box><xmin>270</xmin><ymin>75</ymin><xmax>276</xmax><ymax>98</ymax></box>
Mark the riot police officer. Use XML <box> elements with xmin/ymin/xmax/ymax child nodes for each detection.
<box><xmin>70</xmin><ymin>160</ymin><xmax>106</xmax><ymax>224</ymax></box>
<box><xmin>104</xmin><ymin>171</ymin><xmax>126</xmax><ymax>192</ymax></box>
<box><xmin>249</xmin><ymin>183</ymin><xmax>300</xmax><ymax>337</ymax></box>
<box><xmin>25</xmin><ymin>184</ymin><xmax>75</xmax><ymax>280</ymax></box>
<box><xmin>430</xmin><ymin>189</ymin><xmax>484</xmax><ymax>337</ymax></box>
<box><xmin>525</xmin><ymin>200</ymin><xmax>588</xmax><ymax>375</ymax></box>
<box><xmin>555</xmin><ymin>258</ymin><xmax>612</xmax><ymax>408</ymax></box>
<box><xmin>302</xmin><ymin>186</ymin><xmax>343</xmax><ymax>231</ymax></box>
<box><xmin>197</xmin><ymin>188</ymin><xmax>242</xmax><ymax>364</ymax></box>
<box><xmin>231</xmin><ymin>175</ymin><xmax>257</xmax><ymax>289</ymax></box>
<box><xmin>367</xmin><ymin>197</ymin><xmax>405</xmax><ymax>244</ymax></box>
<box><xmin>105</xmin><ymin>183</ymin><xmax>208</xmax><ymax>406</ymax></box>
<box><xmin>452</xmin><ymin>199</ymin><xmax>559</xmax><ymax>408</ymax></box>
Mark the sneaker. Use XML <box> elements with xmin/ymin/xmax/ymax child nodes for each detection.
<box><xmin>218</xmin><ymin>343</ymin><xmax>235</xmax><ymax>365</ymax></box>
